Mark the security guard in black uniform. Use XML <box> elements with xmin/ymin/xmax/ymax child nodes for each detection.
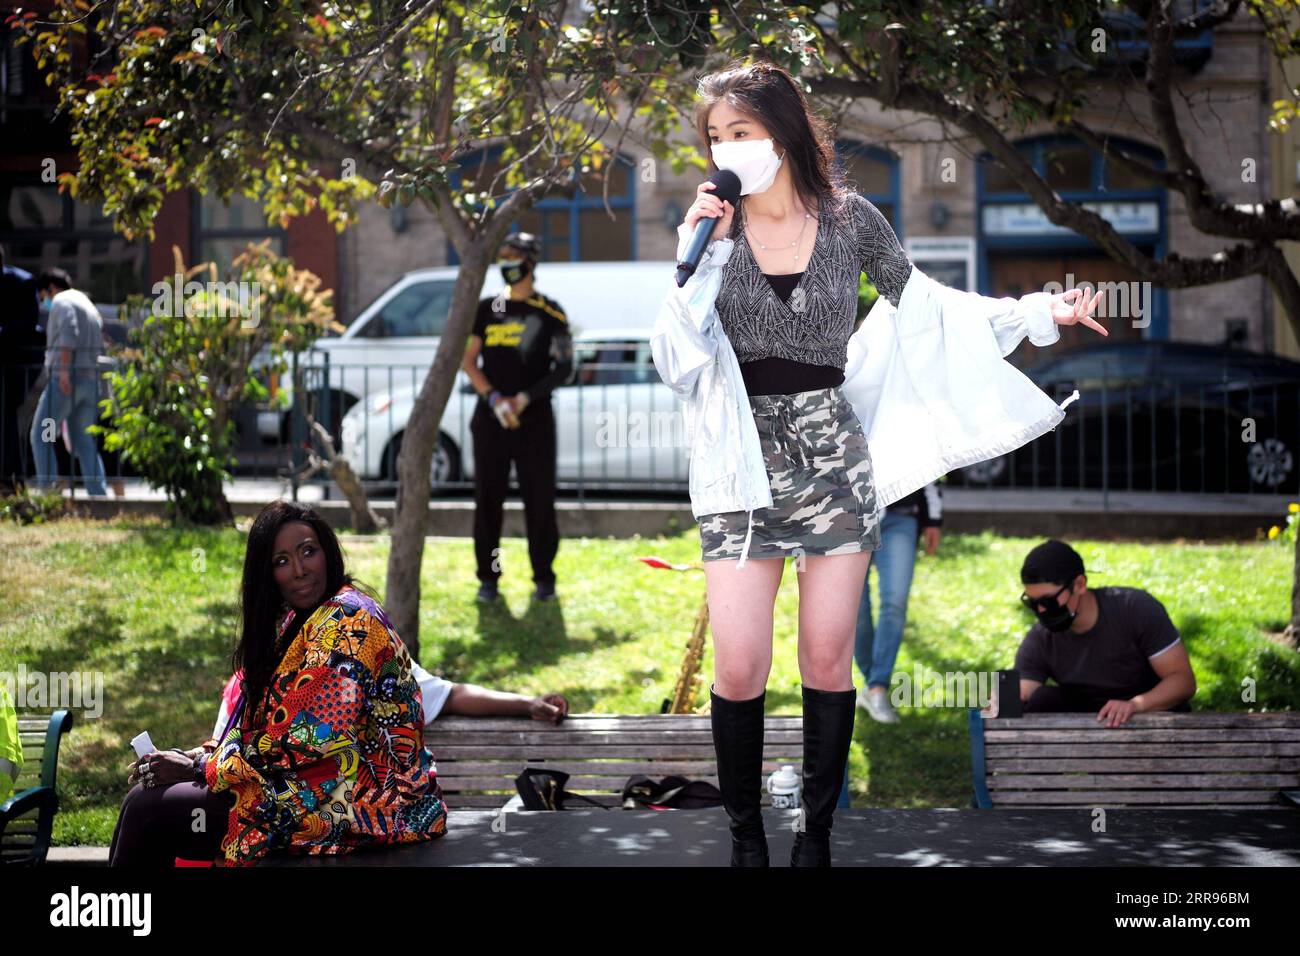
<box><xmin>461</xmin><ymin>233</ymin><xmax>574</xmax><ymax>603</ymax></box>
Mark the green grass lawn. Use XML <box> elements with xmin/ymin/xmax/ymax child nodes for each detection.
<box><xmin>1</xmin><ymin>516</ymin><xmax>1296</xmax><ymax>846</ymax></box>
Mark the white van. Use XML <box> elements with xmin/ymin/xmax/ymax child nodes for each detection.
<box><xmin>257</xmin><ymin>260</ymin><xmax>679</xmax><ymax>440</ymax></box>
<box><xmin>339</xmin><ymin>327</ymin><xmax>690</xmax><ymax>488</ymax></box>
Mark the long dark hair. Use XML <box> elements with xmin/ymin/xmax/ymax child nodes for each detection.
<box><xmin>692</xmin><ymin>59</ymin><xmax>851</xmax><ymax>238</ymax></box>
<box><xmin>232</xmin><ymin>500</ymin><xmax>374</xmax><ymax>723</ymax></box>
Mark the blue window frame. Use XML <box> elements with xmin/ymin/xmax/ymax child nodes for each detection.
<box><xmin>446</xmin><ymin>144</ymin><xmax>637</xmax><ymax>263</ymax></box>
<box><xmin>976</xmin><ymin>133</ymin><xmax>1169</xmax><ymax>338</ymax></box>
<box><xmin>834</xmin><ymin>139</ymin><xmax>901</xmax><ymax>238</ymax></box>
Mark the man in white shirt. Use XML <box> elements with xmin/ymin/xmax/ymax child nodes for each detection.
<box><xmin>29</xmin><ymin>267</ymin><xmax>107</xmax><ymax>496</ymax></box>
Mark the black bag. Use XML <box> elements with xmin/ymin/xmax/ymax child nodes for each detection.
<box><xmin>621</xmin><ymin>774</ymin><xmax>723</xmax><ymax>810</ymax></box>
<box><xmin>514</xmin><ymin>767</ymin><xmax>610</xmax><ymax>810</ymax></box>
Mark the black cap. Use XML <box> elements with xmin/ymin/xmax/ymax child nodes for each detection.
<box><xmin>500</xmin><ymin>232</ymin><xmax>539</xmax><ymax>261</ymax></box>
<box><xmin>1020</xmin><ymin>539</ymin><xmax>1085</xmax><ymax>587</ymax></box>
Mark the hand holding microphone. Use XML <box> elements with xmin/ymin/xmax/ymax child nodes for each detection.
<box><xmin>685</xmin><ymin>179</ymin><xmax>737</xmax><ymax>243</ymax></box>
<box><xmin>675</xmin><ymin>169</ymin><xmax>741</xmax><ymax>287</ymax></box>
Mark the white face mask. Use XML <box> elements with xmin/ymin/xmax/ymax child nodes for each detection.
<box><xmin>710</xmin><ymin>137</ymin><xmax>784</xmax><ymax>195</ymax></box>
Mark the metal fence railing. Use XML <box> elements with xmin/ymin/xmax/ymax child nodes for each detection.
<box><xmin>3</xmin><ymin>354</ymin><xmax>1296</xmax><ymax>501</ymax></box>
<box><xmin>949</xmin><ymin>374</ymin><xmax>1299</xmax><ymax>499</ymax></box>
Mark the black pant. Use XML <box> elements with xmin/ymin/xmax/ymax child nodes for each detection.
<box><xmin>471</xmin><ymin>398</ymin><xmax>559</xmax><ymax>586</ymax></box>
<box><xmin>108</xmin><ymin>780</ymin><xmax>235</xmax><ymax>867</ymax></box>
<box><xmin>1024</xmin><ymin>683</ymin><xmax>1191</xmax><ymax>713</ymax></box>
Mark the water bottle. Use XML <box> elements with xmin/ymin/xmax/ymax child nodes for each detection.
<box><xmin>766</xmin><ymin>764</ymin><xmax>801</xmax><ymax>809</ymax></box>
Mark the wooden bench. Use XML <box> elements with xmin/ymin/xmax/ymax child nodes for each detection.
<box><xmin>1</xmin><ymin>710</ymin><xmax>74</xmax><ymax>865</ymax></box>
<box><xmin>424</xmin><ymin>714</ymin><xmax>803</xmax><ymax>809</ymax></box>
<box><xmin>968</xmin><ymin>710</ymin><xmax>1300</xmax><ymax>810</ymax></box>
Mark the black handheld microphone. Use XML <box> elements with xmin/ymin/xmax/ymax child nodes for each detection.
<box><xmin>674</xmin><ymin>169</ymin><xmax>741</xmax><ymax>288</ymax></box>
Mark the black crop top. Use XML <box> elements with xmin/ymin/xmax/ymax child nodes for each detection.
<box><xmin>739</xmin><ymin>272</ymin><xmax>846</xmax><ymax>396</ymax></box>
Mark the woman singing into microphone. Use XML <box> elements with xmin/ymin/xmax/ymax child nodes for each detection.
<box><xmin>651</xmin><ymin>60</ymin><xmax>1105</xmax><ymax>867</ymax></box>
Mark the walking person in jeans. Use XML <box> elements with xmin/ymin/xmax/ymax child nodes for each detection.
<box><xmin>28</xmin><ymin>267</ymin><xmax>107</xmax><ymax>497</ymax></box>
<box><xmin>855</xmin><ymin>480</ymin><xmax>943</xmax><ymax>724</ymax></box>
<box><xmin>837</xmin><ymin>480</ymin><xmax>942</xmax><ymax>808</ymax></box>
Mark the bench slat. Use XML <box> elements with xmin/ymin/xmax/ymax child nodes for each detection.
<box><xmin>429</xmin><ymin>745</ymin><xmax>801</xmax><ymax>760</ymax></box>
<box><xmin>984</xmin><ymin>714</ymin><xmax>1300</xmax><ymax>729</ymax></box>
<box><xmin>441</xmin><ymin>793</ymin><xmax>628</xmax><ymax>808</ymax></box>
<box><xmin>987</xmin><ymin>758</ymin><xmax>1297</xmax><ymax>773</ymax></box>
<box><xmin>429</xmin><ymin>716</ymin><xmax>803</xmax><ymax>730</ymax></box>
<box><xmin>987</xmin><ymin>773</ymin><xmax>1299</xmax><ymax>790</ymax></box>
<box><xmin>424</xmin><ymin>732</ymin><xmax>804</xmax><ymax>746</ymax></box>
<box><xmin>433</xmin><ymin>760</ymin><xmax>796</xmax><ymax>776</ymax></box>
<box><xmin>1097</xmin><ymin>804</ymin><xmax>1290</xmax><ymax>810</ymax></box>
<box><xmin>984</xmin><ymin>729</ymin><xmax>1300</xmax><ymax>743</ymax></box>
<box><xmin>986</xmin><ymin>743</ymin><xmax>1300</xmax><ymax>758</ymax></box>
<box><xmin>989</xmin><ymin>790</ymin><xmax>1284</xmax><ymax>805</ymax></box>
<box><xmin>439</xmin><ymin>775</ymin><xmax>724</xmax><ymax>791</ymax></box>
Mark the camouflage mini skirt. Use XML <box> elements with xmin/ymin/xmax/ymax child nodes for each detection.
<box><xmin>698</xmin><ymin>386</ymin><xmax>884</xmax><ymax>562</ymax></box>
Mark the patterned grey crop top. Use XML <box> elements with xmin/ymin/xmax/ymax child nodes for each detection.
<box><xmin>714</xmin><ymin>192</ymin><xmax>914</xmax><ymax>370</ymax></box>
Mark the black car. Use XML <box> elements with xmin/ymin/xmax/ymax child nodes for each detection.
<box><xmin>949</xmin><ymin>341</ymin><xmax>1300</xmax><ymax>495</ymax></box>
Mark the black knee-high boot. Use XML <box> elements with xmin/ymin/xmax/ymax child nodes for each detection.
<box><xmin>709</xmin><ymin>683</ymin><xmax>769</xmax><ymax>867</ymax></box>
<box><xmin>791</xmin><ymin>684</ymin><xmax>856</xmax><ymax>867</ymax></box>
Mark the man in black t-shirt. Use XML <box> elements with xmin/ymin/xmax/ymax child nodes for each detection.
<box><xmin>461</xmin><ymin>233</ymin><xmax>574</xmax><ymax>604</ymax></box>
<box><xmin>1014</xmin><ymin>539</ymin><xmax>1197</xmax><ymax>727</ymax></box>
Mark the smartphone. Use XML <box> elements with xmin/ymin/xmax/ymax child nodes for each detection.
<box><xmin>130</xmin><ymin>731</ymin><xmax>156</xmax><ymax>759</ymax></box>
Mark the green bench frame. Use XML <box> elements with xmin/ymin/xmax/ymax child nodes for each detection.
<box><xmin>2</xmin><ymin>710</ymin><xmax>74</xmax><ymax>866</ymax></box>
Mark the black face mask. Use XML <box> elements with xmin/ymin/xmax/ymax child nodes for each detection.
<box><xmin>499</xmin><ymin>259</ymin><xmax>533</xmax><ymax>286</ymax></box>
<box><xmin>1035</xmin><ymin>599</ymin><xmax>1078</xmax><ymax>633</ymax></box>
<box><xmin>1021</xmin><ymin>581</ymin><xmax>1079</xmax><ymax>632</ymax></box>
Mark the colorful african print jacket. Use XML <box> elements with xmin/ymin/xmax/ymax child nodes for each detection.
<box><xmin>205</xmin><ymin>584</ymin><xmax>447</xmax><ymax>866</ymax></box>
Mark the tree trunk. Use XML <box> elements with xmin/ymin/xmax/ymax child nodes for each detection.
<box><xmin>304</xmin><ymin>415</ymin><xmax>384</xmax><ymax>532</ymax></box>
<box><xmin>181</xmin><ymin>468</ymin><xmax>232</xmax><ymax>526</ymax></box>
<box><xmin>383</xmin><ymin>246</ymin><xmax>494</xmax><ymax>657</ymax></box>
<box><xmin>333</xmin><ymin>459</ymin><xmax>381</xmax><ymax>531</ymax></box>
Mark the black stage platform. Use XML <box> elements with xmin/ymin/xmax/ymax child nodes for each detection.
<box><xmin>264</xmin><ymin>808</ymin><xmax>1300</xmax><ymax>867</ymax></box>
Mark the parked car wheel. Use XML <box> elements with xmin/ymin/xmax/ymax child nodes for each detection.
<box><xmin>960</xmin><ymin>453</ymin><xmax>1009</xmax><ymax>485</ymax></box>
<box><xmin>1247</xmin><ymin>436</ymin><xmax>1294</xmax><ymax>489</ymax></box>
<box><xmin>384</xmin><ymin>431</ymin><xmax>462</xmax><ymax>492</ymax></box>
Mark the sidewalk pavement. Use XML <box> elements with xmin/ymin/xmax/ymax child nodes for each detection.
<box><xmin>51</xmin><ymin>480</ymin><xmax>1297</xmax><ymax>541</ymax></box>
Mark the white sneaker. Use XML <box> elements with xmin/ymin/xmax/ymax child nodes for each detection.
<box><xmin>857</xmin><ymin>687</ymin><xmax>900</xmax><ymax>724</ymax></box>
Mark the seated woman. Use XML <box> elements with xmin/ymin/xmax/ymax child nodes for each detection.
<box><xmin>110</xmin><ymin>499</ymin><xmax>447</xmax><ymax>867</ymax></box>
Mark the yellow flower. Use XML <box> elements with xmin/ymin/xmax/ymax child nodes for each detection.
<box><xmin>1268</xmin><ymin>526</ymin><xmax>1280</xmax><ymax>539</ymax></box>
<box><xmin>1289</xmin><ymin>502</ymin><xmax>1299</xmax><ymax>513</ymax></box>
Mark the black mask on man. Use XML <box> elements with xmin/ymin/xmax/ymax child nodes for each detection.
<box><xmin>1034</xmin><ymin>590</ymin><xmax>1078</xmax><ymax>632</ymax></box>
<box><xmin>500</xmin><ymin>259</ymin><xmax>533</xmax><ymax>286</ymax></box>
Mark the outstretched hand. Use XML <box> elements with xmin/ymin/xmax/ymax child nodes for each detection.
<box><xmin>1050</xmin><ymin>287</ymin><xmax>1107</xmax><ymax>336</ymax></box>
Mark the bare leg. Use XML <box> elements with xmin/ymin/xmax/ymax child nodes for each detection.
<box><xmin>704</xmin><ymin>553</ymin><xmax>785</xmax><ymax>866</ymax></box>
<box><xmin>703</xmin><ymin>555</ymin><xmax>785</xmax><ymax>698</ymax></box>
<box><xmin>795</xmin><ymin>551</ymin><xmax>873</xmax><ymax>690</ymax></box>
<box><xmin>789</xmin><ymin>549</ymin><xmax>873</xmax><ymax>866</ymax></box>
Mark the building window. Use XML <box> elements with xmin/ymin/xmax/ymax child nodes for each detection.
<box><xmin>0</xmin><ymin>176</ymin><xmax>145</xmax><ymax>305</ymax></box>
<box><xmin>979</xmin><ymin>135</ymin><xmax>1165</xmax><ymax>197</ymax></box>
<box><xmin>1042</xmin><ymin>142</ymin><xmax>1093</xmax><ymax>192</ymax></box>
<box><xmin>447</xmin><ymin>145</ymin><xmax>636</xmax><ymax>262</ymax></box>
<box><xmin>981</xmin><ymin>143</ymin><xmax>1040</xmax><ymax>194</ymax></box>
<box><xmin>835</xmin><ymin>140</ymin><xmax>899</xmax><ymax>229</ymax></box>
<box><xmin>193</xmin><ymin>191</ymin><xmax>286</xmax><ymax>274</ymax></box>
